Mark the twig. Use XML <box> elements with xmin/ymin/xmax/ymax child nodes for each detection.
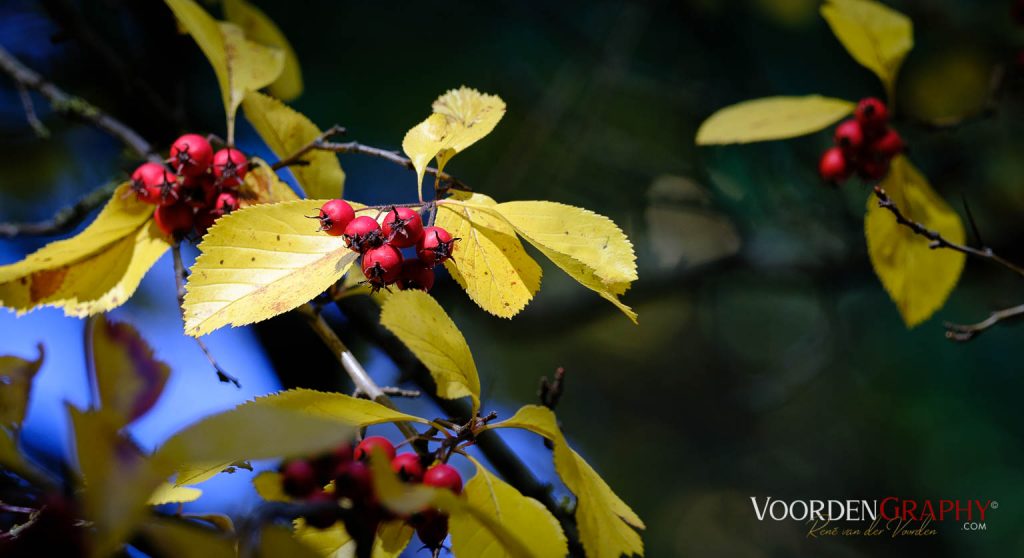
<box><xmin>354</xmin><ymin>386</ymin><xmax>421</xmax><ymax>399</ymax></box>
<box><xmin>0</xmin><ymin>181</ymin><xmax>118</xmax><ymax>238</ymax></box>
<box><xmin>539</xmin><ymin>367</ymin><xmax>566</xmax><ymax>410</ymax></box>
<box><xmin>873</xmin><ymin>186</ymin><xmax>1024</xmax><ymax>278</ymax></box>
<box><xmin>16</xmin><ymin>83</ymin><xmax>48</xmax><ymax>138</ymax></box>
<box><xmin>171</xmin><ymin>243</ymin><xmax>241</xmax><ymax>387</ymax></box>
<box><xmin>944</xmin><ymin>303</ymin><xmax>1024</xmax><ymax>342</ymax></box>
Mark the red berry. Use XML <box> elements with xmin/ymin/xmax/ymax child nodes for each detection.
<box><xmin>391</xmin><ymin>453</ymin><xmax>425</xmax><ymax>482</ymax></box>
<box><xmin>854</xmin><ymin>97</ymin><xmax>889</xmax><ymax>132</ymax></box>
<box><xmin>362</xmin><ymin>245</ymin><xmax>404</xmax><ymax>290</ymax></box>
<box><xmin>212</xmin><ymin>148</ymin><xmax>248</xmax><ymax>187</ymax></box>
<box><xmin>869</xmin><ymin>128</ymin><xmax>904</xmax><ymax>158</ymax></box>
<box><xmin>416</xmin><ymin>226</ymin><xmax>458</xmax><ymax>265</ymax></box>
<box><xmin>343</xmin><ymin>215</ymin><xmax>384</xmax><ymax>253</ymax></box>
<box><xmin>333</xmin><ymin>443</ymin><xmax>354</xmax><ymax>464</ymax></box>
<box><xmin>154</xmin><ymin>202</ymin><xmax>194</xmax><ymax>237</ymax></box>
<box><xmin>354</xmin><ymin>436</ymin><xmax>396</xmax><ymax>462</ymax></box>
<box><xmin>381</xmin><ymin>207</ymin><xmax>425</xmax><ymax>248</ymax></box>
<box><xmin>193</xmin><ymin>209</ymin><xmax>218</xmax><ymax>237</ymax></box>
<box><xmin>170</xmin><ymin>133</ymin><xmax>213</xmax><ymax>177</ymax></box>
<box><xmin>857</xmin><ymin>157</ymin><xmax>890</xmax><ymax>181</ymax></box>
<box><xmin>423</xmin><ymin>463</ymin><xmax>462</xmax><ymax>495</ymax></box>
<box><xmin>397</xmin><ymin>259</ymin><xmax>435</xmax><ymax>292</ymax></box>
<box><xmin>313</xmin><ymin>199</ymin><xmax>355</xmax><ymax>236</ymax></box>
<box><xmin>214</xmin><ymin>191</ymin><xmax>239</xmax><ymax>214</ymax></box>
<box><xmin>833</xmin><ymin>119</ymin><xmax>864</xmax><ymax>152</ymax></box>
<box><xmin>303</xmin><ymin>491</ymin><xmax>339</xmax><ymax>529</ymax></box>
<box><xmin>333</xmin><ymin>460</ymin><xmax>374</xmax><ymax>501</ymax></box>
<box><xmin>281</xmin><ymin>459</ymin><xmax>318</xmax><ymax>498</ymax></box>
<box><xmin>818</xmin><ymin>147</ymin><xmax>849</xmax><ymax>183</ymax></box>
<box><xmin>415</xmin><ymin>511</ymin><xmax>449</xmax><ymax>550</ymax></box>
<box><xmin>130</xmin><ymin>162</ymin><xmax>167</xmax><ymax>203</ymax></box>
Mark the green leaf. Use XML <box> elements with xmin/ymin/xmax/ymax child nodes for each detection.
<box><xmin>163</xmin><ymin>0</ymin><xmax>284</xmax><ymax>142</ymax></box>
<box><xmin>140</xmin><ymin>519</ymin><xmax>236</xmax><ymax>558</ymax></box>
<box><xmin>487</xmin><ymin>405</ymin><xmax>645</xmax><ymax>558</ymax></box>
<box><xmin>450</xmin><ymin>456</ymin><xmax>568</xmax><ymax>558</ymax></box>
<box><xmin>866</xmin><ymin>156</ymin><xmax>966</xmax><ymax>327</ymax></box>
<box><xmin>380</xmin><ymin>290</ymin><xmax>480</xmax><ymax>413</ymax></box>
<box><xmin>436</xmin><ymin>192</ymin><xmax>542</xmax><ymax>318</ymax></box>
<box><xmin>821</xmin><ymin>0</ymin><xmax>913</xmax><ymax>98</ymax></box>
<box><xmin>147</xmin><ymin>482</ymin><xmax>203</xmax><ymax>505</ymax></box>
<box><xmin>183</xmin><ymin>199</ymin><xmax>359</xmax><ymax>336</ymax></box>
<box><xmin>243</xmin><ymin>91</ymin><xmax>345</xmax><ymax>199</ymax></box>
<box><xmin>88</xmin><ymin>315</ymin><xmax>169</xmax><ymax>424</ymax></box>
<box><xmin>696</xmin><ymin>96</ymin><xmax>855</xmax><ymax>145</ymax></box>
<box><xmin>0</xmin><ymin>344</ymin><xmax>43</xmax><ymax>430</ymax></box>
<box><xmin>224</xmin><ymin>0</ymin><xmax>303</xmax><ymax>100</ymax></box>
<box><xmin>0</xmin><ymin>185</ymin><xmax>170</xmax><ymax>316</ymax></box>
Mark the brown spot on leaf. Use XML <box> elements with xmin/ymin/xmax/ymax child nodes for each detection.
<box><xmin>29</xmin><ymin>267</ymin><xmax>68</xmax><ymax>302</ymax></box>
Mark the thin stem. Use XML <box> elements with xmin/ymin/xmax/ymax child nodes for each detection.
<box><xmin>945</xmin><ymin>303</ymin><xmax>1024</xmax><ymax>342</ymax></box>
<box><xmin>16</xmin><ymin>83</ymin><xmax>48</xmax><ymax>137</ymax></box>
<box><xmin>171</xmin><ymin>243</ymin><xmax>241</xmax><ymax>387</ymax></box>
<box><xmin>873</xmin><ymin>186</ymin><xmax>1024</xmax><ymax>278</ymax></box>
<box><xmin>0</xmin><ymin>181</ymin><xmax>118</xmax><ymax>238</ymax></box>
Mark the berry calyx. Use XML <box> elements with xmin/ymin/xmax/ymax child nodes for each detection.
<box><xmin>381</xmin><ymin>206</ymin><xmax>424</xmax><ymax>248</ymax></box>
<box><xmin>423</xmin><ymin>463</ymin><xmax>463</xmax><ymax>495</ymax></box>
<box><xmin>391</xmin><ymin>453</ymin><xmax>425</xmax><ymax>483</ymax></box>
<box><xmin>354</xmin><ymin>436</ymin><xmax>396</xmax><ymax>462</ymax></box>
<box><xmin>302</xmin><ymin>491</ymin><xmax>339</xmax><ymax>529</ymax></box>
<box><xmin>416</xmin><ymin>226</ymin><xmax>458</xmax><ymax>265</ymax></box>
<box><xmin>361</xmin><ymin>245</ymin><xmax>404</xmax><ymax>290</ymax></box>
<box><xmin>343</xmin><ymin>215</ymin><xmax>384</xmax><ymax>253</ymax></box>
<box><xmin>154</xmin><ymin>202</ymin><xmax>194</xmax><ymax>238</ymax></box>
<box><xmin>281</xmin><ymin>459</ymin><xmax>318</xmax><ymax>498</ymax></box>
<box><xmin>397</xmin><ymin>259</ymin><xmax>435</xmax><ymax>292</ymax></box>
<box><xmin>169</xmin><ymin>133</ymin><xmax>213</xmax><ymax>177</ymax></box>
<box><xmin>833</xmin><ymin>119</ymin><xmax>864</xmax><ymax>152</ymax></box>
<box><xmin>212</xmin><ymin>147</ymin><xmax>248</xmax><ymax>187</ymax></box>
<box><xmin>818</xmin><ymin>147</ymin><xmax>849</xmax><ymax>184</ymax></box>
<box><xmin>869</xmin><ymin>128</ymin><xmax>905</xmax><ymax>158</ymax></box>
<box><xmin>312</xmin><ymin>199</ymin><xmax>355</xmax><ymax>236</ymax></box>
<box><xmin>130</xmin><ymin>162</ymin><xmax>168</xmax><ymax>203</ymax></box>
<box><xmin>854</xmin><ymin>97</ymin><xmax>889</xmax><ymax>132</ymax></box>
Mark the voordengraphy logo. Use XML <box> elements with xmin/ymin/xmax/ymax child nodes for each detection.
<box><xmin>750</xmin><ymin>497</ymin><xmax>998</xmax><ymax>538</ymax></box>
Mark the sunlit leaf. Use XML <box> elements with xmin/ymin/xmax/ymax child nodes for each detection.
<box><xmin>0</xmin><ymin>344</ymin><xmax>43</xmax><ymax>430</ymax></box>
<box><xmin>435</xmin><ymin>192</ymin><xmax>542</xmax><ymax>318</ymax></box>
<box><xmin>241</xmin><ymin>158</ymin><xmax>302</xmax><ymax>206</ymax></box>
<box><xmin>243</xmin><ymin>91</ymin><xmax>344</xmax><ymax>199</ymax></box>
<box><xmin>148</xmin><ymin>482</ymin><xmax>203</xmax><ymax>505</ymax></box>
<box><xmin>252</xmin><ymin>388</ymin><xmax>429</xmax><ymax>426</ymax></box>
<box><xmin>696</xmin><ymin>96</ymin><xmax>855</xmax><ymax>145</ymax></box>
<box><xmin>163</xmin><ymin>0</ymin><xmax>285</xmax><ymax>141</ymax></box>
<box><xmin>380</xmin><ymin>290</ymin><xmax>480</xmax><ymax>413</ymax></box>
<box><xmin>0</xmin><ymin>185</ymin><xmax>169</xmax><ymax>316</ymax></box>
<box><xmin>487</xmin><ymin>405</ymin><xmax>645</xmax><ymax>558</ymax></box>
<box><xmin>183</xmin><ymin>199</ymin><xmax>359</xmax><ymax>336</ymax></box>
<box><xmin>866</xmin><ymin>156</ymin><xmax>966</xmax><ymax>327</ymax></box>
<box><xmin>88</xmin><ymin>316</ymin><xmax>169</xmax><ymax>424</ymax></box>
<box><xmin>224</xmin><ymin>0</ymin><xmax>303</xmax><ymax>100</ymax></box>
<box><xmin>821</xmin><ymin>0</ymin><xmax>913</xmax><ymax>97</ymax></box>
<box><xmin>450</xmin><ymin>456</ymin><xmax>567</xmax><ymax>558</ymax></box>
<box><xmin>140</xmin><ymin>518</ymin><xmax>236</xmax><ymax>558</ymax></box>
<box><xmin>294</xmin><ymin>519</ymin><xmax>353</xmax><ymax>557</ymax></box>
<box><xmin>253</xmin><ymin>471</ymin><xmax>289</xmax><ymax>502</ymax></box>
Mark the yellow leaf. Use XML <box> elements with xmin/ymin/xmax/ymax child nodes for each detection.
<box><xmin>373</xmin><ymin>521</ymin><xmax>414</xmax><ymax>558</ymax></box>
<box><xmin>487</xmin><ymin>405</ymin><xmax>645</xmax><ymax>558</ymax></box>
<box><xmin>175</xmin><ymin>461</ymin><xmax>248</xmax><ymax>486</ymax></box>
<box><xmin>866</xmin><ymin>156</ymin><xmax>966</xmax><ymax>327</ymax></box>
<box><xmin>243</xmin><ymin>92</ymin><xmax>345</xmax><ymax>199</ymax></box>
<box><xmin>163</xmin><ymin>0</ymin><xmax>284</xmax><ymax>142</ymax></box>
<box><xmin>140</xmin><ymin>518</ymin><xmax>235</xmax><ymax>558</ymax></box>
<box><xmin>0</xmin><ymin>428</ymin><xmax>43</xmax><ymax>482</ymax></box>
<box><xmin>240</xmin><ymin>158</ymin><xmax>302</xmax><ymax>206</ymax></box>
<box><xmin>148</xmin><ymin>482</ymin><xmax>202</xmax><ymax>505</ymax></box>
<box><xmin>183</xmin><ymin>199</ymin><xmax>358</xmax><ymax>336</ymax></box>
<box><xmin>402</xmin><ymin>87</ymin><xmax>505</xmax><ymax>198</ymax></box>
<box><xmin>88</xmin><ymin>316</ymin><xmax>170</xmax><ymax>424</ymax></box>
<box><xmin>252</xmin><ymin>388</ymin><xmax>430</xmax><ymax>426</ymax></box>
<box><xmin>380</xmin><ymin>291</ymin><xmax>480</xmax><ymax>413</ymax></box>
<box><xmin>294</xmin><ymin>520</ymin><xmax>353</xmax><ymax>557</ymax></box>
<box><xmin>224</xmin><ymin>0</ymin><xmax>303</xmax><ymax>100</ymax></box>
<box><xmin>0</xmin><ymin>344</ymin><xmax>43</xmax><ymax>429</ymax></box>
<box><xmin>259</xmin><ymin>525</ymin><xmax>323</xmax><ymax>558</ymax></box>
<box><xmin>696</xmin><ymin>96</ymin><xmax>855</xmax><ymax>145</ymax></box>
<box><xmin>821</xmin><ymin>0</ymin><xmax>913</xmax><ymax>98</ymax></box>
<box><xmin>0</xmin><ymin>183</ymin><xmax>169</xmax><ymax>316</ymax></box>
<box><xmin>253</xmin><ymin>470</ymin><xmax>289</xmax><ymax>502</ymax></box>
<box><xmin>450</xmin><ymin>456</ymin><xmax>567</xmax><ymax>558</ymax></box>
<box><xmin>435</xmin><ymin>192</ymin><xmax>542</xmax><ymax>318</ymax></box>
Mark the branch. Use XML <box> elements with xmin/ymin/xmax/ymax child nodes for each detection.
<box><xmin>539</xmin><ymin>367</ymin><xmax>567</xmax><ymax>410</ymax></box>
<box><xmin>944</xmin><ymin>303</ymin><xmax>1024</xmax><ymax>342</ymax></box>
<box><xmin>0</xmin><ymin>181</ymin><xmax>118</xmax><ymax>238</ymax></box>
<box><xmin>872</xmin><ymin>186</ymin><xmax>1024</xmax><ymax>278</ymax></box>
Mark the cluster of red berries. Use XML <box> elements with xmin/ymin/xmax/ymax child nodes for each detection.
<box><xmin>818</xmin><ymin>97</ymin><xmax>904</xmax><ymax>184</ymax></box>
<box><xmin>279</xmin><ymin>436</ymin><xmax>463</xmax><ymax>552</ymax></box>
<box><xmin>130</xmin><ymin>134</ymin><xmax>249</xmax><ymax>238</ymax></box>
<box><xmin>313</xmin><ymin>200</ymin><xmax>459</xmax><ymax>292</ymax></box>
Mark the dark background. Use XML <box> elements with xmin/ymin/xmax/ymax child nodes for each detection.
<box><xmin>2</xmin><ymin>0</ymin><xmax>1023</xmax><ymax>556</ymax></box>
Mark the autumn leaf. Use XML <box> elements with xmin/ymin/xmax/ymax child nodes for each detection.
<box><xmin>183</xmin><ymin>199</ymin><xmax>359</xmax><ymax>336</ymax></box>
<box><xmin>821</xmin><ymin>0</ymin><xmax>913</xmax><ymax>99</ymax></box>
<box><xmin>487</xmin><ymin>405</ymin><xmax>645</xmax><ymax>558</ymax></box>
<box><xmin>258</xmin><ymin>525</ymin><xmax>323</xmax><ymax>558</ymax></box>
<box><xmin>88</xmin><ymin>315</ymin><xmax>170</xmax><ymax>424</ymax></box>
<box><xmin>436</xmin><ymin>192</ymin><xmax>542</xmax><ymax>318</ymax></box>
<box><xmin>240</xmin><ymin>158</ymin><xmax>302</xmax><ymax>206</ymax></box>
<box><xmin>147</xmin><ymin>482</ymin><xmax>203</xmax><ymax>506</ymax></box>
<box><xmin>140</xmin><ymin>519</ymin><xmax>236</xmax><ymax>558</ymax></box>
<box><xmin>380</xmin><ymin>290</ymin><xmax>481</xmax><ymax>413</ymax></box>
<box><xmin>866</xmin><ymin>156</ymin><xmax>966</xmax><ymax>327</ymax></box>
<box><xmin>696</xmin><ymin>96</ymin><xmax>855</xmax><ymax>145</ymax></box>
<box><xmin>0</xmin><ymin>185</ymin><xmax>170</xmax><ymax>316</ymax></box>
<box><xmin>224</xmin><ymin>0</ymin><xmax>303</xmax><ymax>100</ymax></box>
<box><xmin>253</xmin><ymin>471</ymin><xmax>289</xmax><ymax>502</ymax></box>
<box><xmin>292</xmin><ymin>519</ymin><xmax>413</xmax><ymax>558</ymax></box>
<box><xmin>0</xmin><ymin>344</ymin><xmax>43</xmax><ymax>430</ymax></box>
<box><xmin>243</xmin><ymin>91</ymin><xmax>345</xmax><ymax>199</ymax></box>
